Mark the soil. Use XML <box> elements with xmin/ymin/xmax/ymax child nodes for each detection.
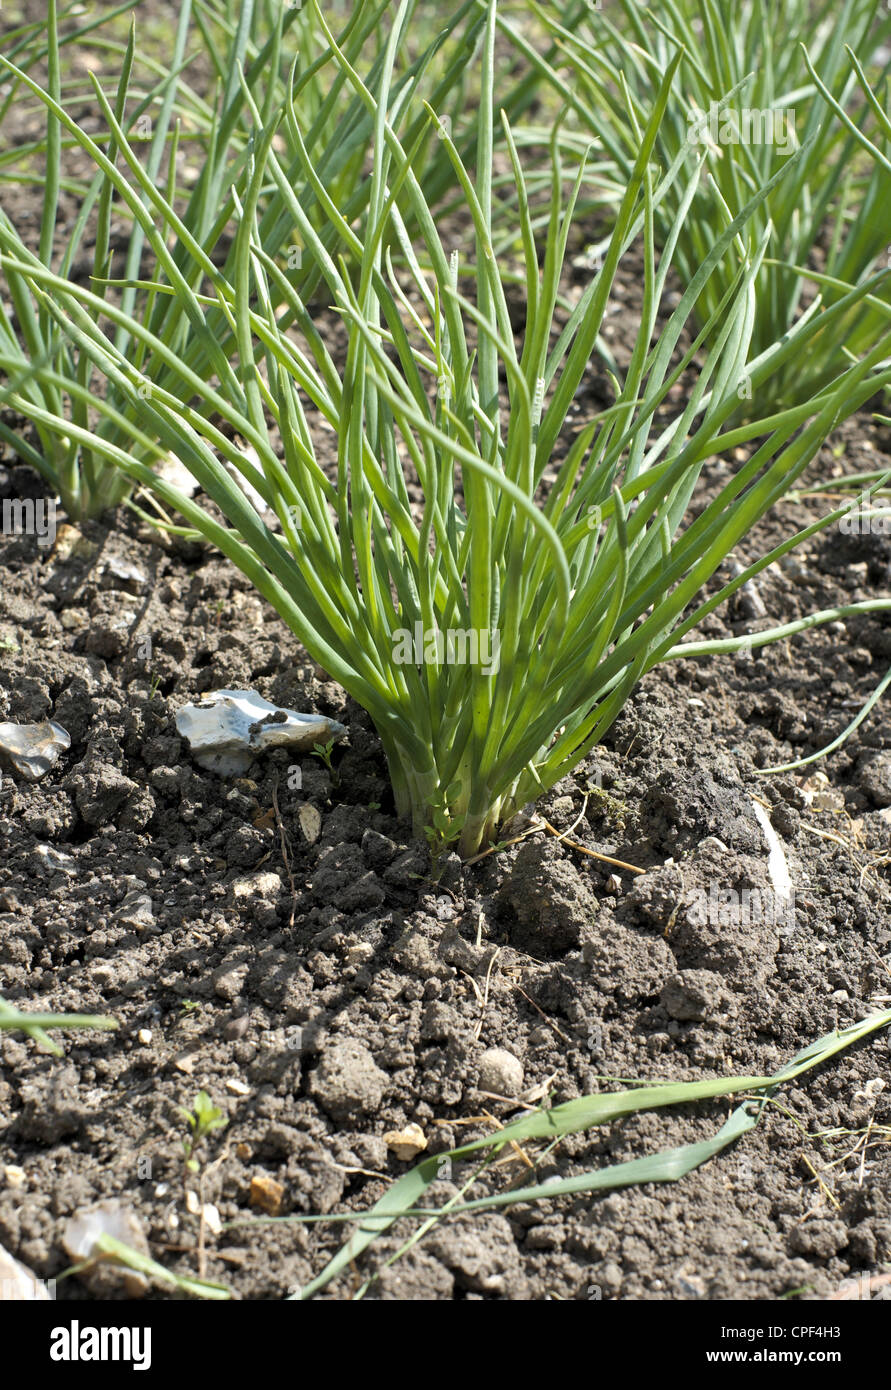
<box><xmin>1</xmin><ymin>0</ymin><xmax>891</xmax><ymax>1307</ymax></box>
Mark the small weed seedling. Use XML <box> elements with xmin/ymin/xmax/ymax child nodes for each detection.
<box><xmin>178</xmin><ymin>1090</ymin><xmax>227</xmax><ymax>1175</ymax></box>
<box><xmin>311</xmin><ymin>738</ymin><xmax>340</xmax><ymax>787</ymax></box>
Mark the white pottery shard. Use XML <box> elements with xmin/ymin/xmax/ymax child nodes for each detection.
<box><xmin>0</xmin><ymin>1242</ymin><xmax>51</xmax><ymax>1300</ymax></box>
<box><xmin>0</xmin><ymin>719</ymin><xmax>70</xmax><ymax>781</ymax></box>
<box><xmin>176</xmin><ymin>688</ymin><xmax>345</xmax><ymax>775</ymax></box>
<box><xmin>61</xmin><ymin>1198</ymin><xmax>150</xmax><ymax>1296</ymax></box>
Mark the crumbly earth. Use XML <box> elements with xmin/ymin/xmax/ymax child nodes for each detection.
<box><xmin>1</xmin><ymin>413</ymin><xmax>890</xmax><ymax>1301</ymax></box>
<box><xmin>1</xmin><ymin>0</ymin><xmax>890</xmax><ymax>1306</ymax></box>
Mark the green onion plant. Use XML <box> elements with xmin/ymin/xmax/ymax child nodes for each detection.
<box><xmin>184</xmin><ymin>0</ymin><xmax>616</xmax><ymax>284</ymax></box>
<box><xmin>0</xmin><ymin>0</ymin><xmax>255</xmax><ymax>520</ymax></box>
<box><xmin>5</xmin><ymin>0</ymin><xmax>891</xmax><ymax>856</ymax></box>
<box><xmin>521</xmin><ymin>0</ymin><xmax>891</xmax><ymax>413</ymax></box>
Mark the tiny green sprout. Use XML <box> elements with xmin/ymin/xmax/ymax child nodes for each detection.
<box><xmin>311</xmin><ymin>738</ymin><xmax>340</xmax><ymax>787</ymax></box>
<box><xmin>311</xmin><ymin>738</ymin><xmax>336</xmax><ymax>771</ymax></box>
<box><xmin>179</xmin><ymin>999</ymin><xmax>201</xmax><ymax>1015</ymax></box>
<box><xmin>177</xmin><ymin>1090</ymin><xmax>227</xmax><ymax>1175</ymax></box>
<box><xmin>148</xmin><ymin>672</ymin><xmax>162</xmax><ymax>700</ymax></box>
<box><xmin>0</xmin><ymin>636</ymin><xmax>18</xmax><ymax>653</ymax></box>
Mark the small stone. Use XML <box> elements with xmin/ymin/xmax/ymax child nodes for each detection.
<box><xmin>137</xmin><ymin>1029</ymin><xmax>152</xmax><ymax>1046</ymax></box>
<box><xmin>384</xmin><ymin>1123</ymin><xmax>427</xmax><ymax>1160</ymax></box>
<box><xmin>60</xmin><ymin>607</ymin><xmax>90</xmax><ymax>632</ymax></box>
<box><xmin>676</xmin><ymin>1272</ymin><xmax>707</xmax><ymax>1298</ymax></box>
<box><xmin>231</xmin><ymin>870</ymin><xmax>281</xmax><ymax>902</ymax></box>
<box><xmin>801</xmin><ymin>772</ymin><xmax>845</xmax><ymax>813</ymax></box>
<box><xmin>250</xmin><ymin>1173</ymin><xmax>285</xmax><ymax>1215</ymax></box>
<box><xmin>298</xmin><ymin>804</ymin><xmax>322</xmax><ymax>843</ymax></box>
<box><xmin>477</xmin><ymin>1047</ymin><xmax>524</xmax><ymax>1097</ymax></box>
<box><xmin>0</xmin><ymin>1243</ymin><xmax>50</xmax><ymax>1300</ymax></box>
<box><xmin>173</xmin><ymin>1052</ymin><xmax>195</xmax><ymax>1074</ymax></box>
<box><xmin>3</xmin><ymin>1166</ymin><xmax>26</xmax><ymax>1188</ymax></box>
<box><xmin>225</xmin><ymin>1078</ymin><xmax>251</xmax><ymax>1096</ymax></box>
<box><xmin>117</xmin><ymin>891</ymin><xmax>155</xmax><ymax>932</ymax></box>
<box><xmin>51</xmin><ymin>524</ymin><xmax>98</xmax><ymax>563</ymax></box>
<box><xmin>61</xmin><ymin>1199</ymin><xmax>149</xmax><ymax>1294</ymax></box>
<box><xmin>361</xmin><ymin>828</ymin><xmax>398</xmax><ymax>869</ymax></box>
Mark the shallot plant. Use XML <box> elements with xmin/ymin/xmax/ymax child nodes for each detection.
<box><xmin>0</xmin><ymin>0</ymin><xmax>550</xmax><ymax>518</ymax></box>
<box><xmin>0</xmin><ymin>0</ymin><xmax>227</xmax><ymax>519</ymax></box>
<box><xmin>521</xmin><ymin>0</ymin><xmax>891</xmax><ymax>412</ymax></box>
<box><xmin>4</xmin><ymin>0</ymin><xmax>891</xmax><ymax>855</ymax></box>
<box><xmin>183</xmin><ymin>0</ymin><xmax>613</xmax><ymax>284</ymax></box>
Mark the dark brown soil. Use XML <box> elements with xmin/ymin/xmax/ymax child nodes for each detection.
<box><xmin>1</xmin><ymin>0</ymin><xmax>890</xmax><ymax>1308</ymax></box>
<box><xmin>1</xmin><ymin>406</ymin><xmax>890</xmax><ymax>1301</ymax></box>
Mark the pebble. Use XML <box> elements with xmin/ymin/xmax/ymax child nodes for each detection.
<box><xmin>203</xmin><ymin>1203</ymin><xmax>223</xmax><ymax>1235</ymax></box>
<box><xmin>298</xmin><ymin>804</ymin><xmax>322</xmax><ymax>843</ymax></box>
<box><xmin>137</xmin><ymin>1029</ymin><xmax>152</xmax><ymax>1046</ymax></box>
<box><xmin>61</xmin><ymin>1199</ymin><xmax>149</xmax><ymax>1295</ymax></box>
<box><xmin>0</xmin><ymin>1243</ymin><xmax>50</xmax><ymax>1300</ymax></box>
<box><xmin>116</xmin><ymin>890</ymin><xmax>155</xmax><ymax>932</ymax></box>
<box><xmin>249</xmin><ymin>1173</ymin><xmax>285</xmax><ymax>1215</ymax></box>
<box><xmin>383</xmin><ymin>1124</ymin><xmax>428</xmax><ymax>1160</ymax></box>
<box><xmin>213</xmin><ymin>960</ymin><xmax>250</xmax><ymax>1001</ymax></box>
<box><xmin>477</xmin><ymin>1047</ymin><xmax>524</xmax><ymax>1097</ymax></box>
<box><xmin>60</xmin><ymin>607</ymin><xmax>89</xmax><ymax>631</ymax></box>
<box><xmin>231</xmin><ymin>870</ymin><xmax>282</xmax><ymax>902</ymax></box>
<box><xmin>51</xmin><ymin>524</ymin><xmax>98</xmax><ymax>563</ymax></box>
